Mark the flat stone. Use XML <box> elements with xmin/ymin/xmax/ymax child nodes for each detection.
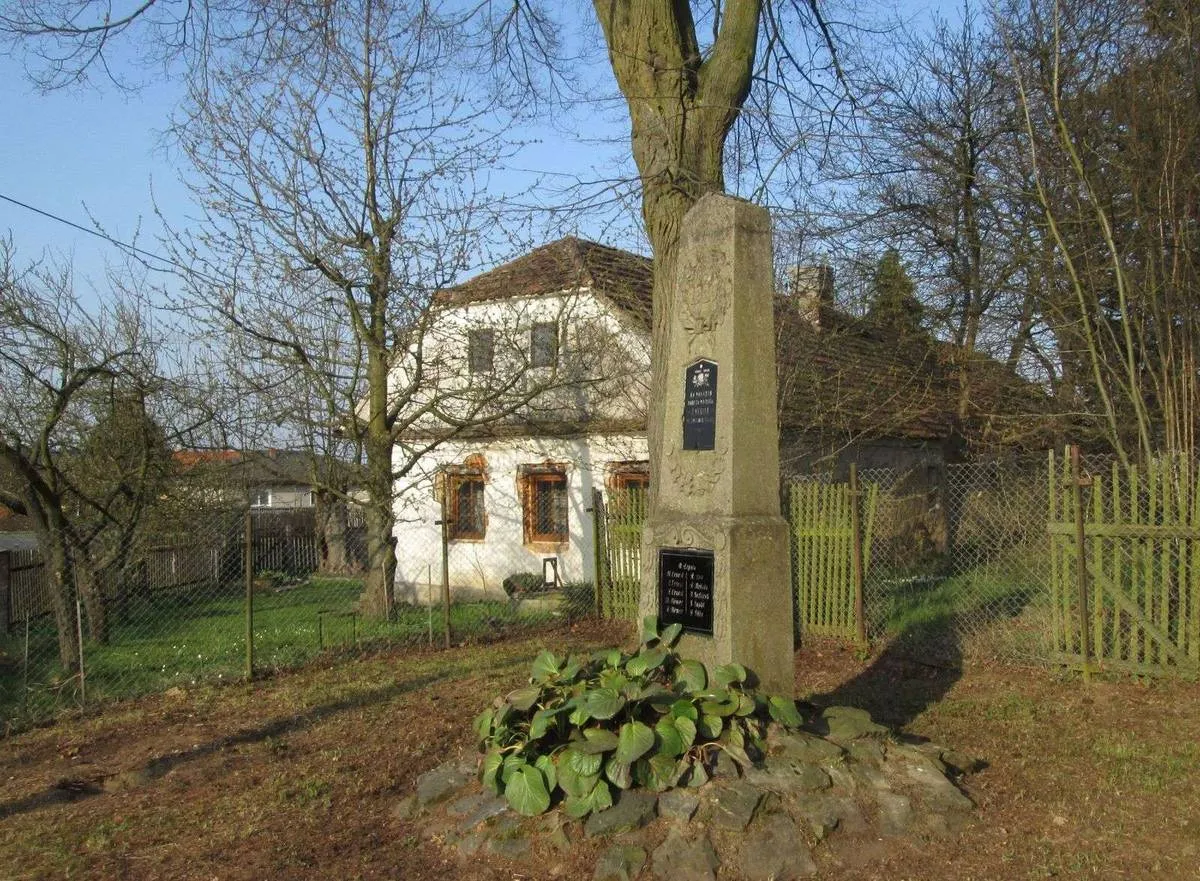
<box><xmin>798</xmin><ymin>794</ymin><xmax>865</xmax><ymax>840</ymax></box>
<box><xmin>455</xmin><ymin>794</ymin><xmax>509</xmax><ymax>832</ymax></box>
<box><xmin>877</xmin><ymin>791</ymin><xmax>914</xmax><ymax>836</ymax></box>
<box><xmin>850</xmin><ymin>762</ymin><xmax>891</xmax><ymax>792</ymax></box>
<box><xmin>711</xmin><ymin>781</ymin><xmax>763</xmax><ymax>830</ymax></box>
<box><xmin>651</xmin><ymin>830</ymin><xmax>719</xmax><ymax>881</ymax></box>
<box><xmin>814</xmin><ymin>706</ymin><xmax>889</xmax><ymax>744</ymax></box>
<box><xmin>415</xmin><ymin>761</ymin><xmax>475</xmax><ymax>808</ymax></box>
<box><xmin>768</xmin><ymin>730</ymin><xmax>845</xmax><ymax>763</ymax></box>
<box><xmin>658</xmin><ymin>789</ymin><xmax>700</xmax><ymax>821</ymax></box>
<box><xmin>389</xmin><ymin>794</ymin><xmax>418</xmax><ymax>821</ymax></box>
<box><xmin>455</xmin><ymin>830</ymin><xmax>485</xmax><ymax>857</ymax></box>
<box><xmin>594</xmin><ymin>845</ymin><xmax>648</xmax><ymax>881</ymax></box>
<box><xmin>584</xmin><ymin>791</ymin><xmax>657</xmax><ymax>838</ymax></box>
<box><xmin>713</xmin><ymin>750</ymin><xmax>740</xmax><ymax>779</ymax></box>
<box><xmin>738</xmin><ymin>813</ymin><xmax>817</xmax><ymax>879</ymax></box>
<box><xmin>747</xmin><ymin>757</ymin><xmax>832</xmax><ymax>792</ymax></box>
<box><xmin>486</xmin><ymin>833</ymin><xmax>531</xmax><ymax>860</ymax></box>
<box><xmin>888</xmin><ymin>749</ymin><xmax>974</xmax><ymax>812</ymax></box>
<box><xmin>848</xmin><ymin>740</ymin><xmax>886</xmax><ymax>766</ymax></box>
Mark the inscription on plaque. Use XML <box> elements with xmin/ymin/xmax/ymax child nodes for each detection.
<box><xmin>682</xmin><ymin>359</ymin><xmax>718</xmax><ymax>450</ymax></box>
<box><xmin>658</xmin><ymin>548</ymin><xmax>715</xmax><ymax>635</ymax></box>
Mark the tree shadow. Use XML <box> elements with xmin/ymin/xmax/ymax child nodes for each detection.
<box><xmin>809</xmin><ymin>583</ymin><xmax>1038</xmax><ymax>730</ymax></box>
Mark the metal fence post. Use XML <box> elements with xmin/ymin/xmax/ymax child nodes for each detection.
<box><xmin>439</xmin><ymin>489</ymin><xmax>451</xmax><ymax>649</ymax></box>
<box><xmin>244</xmin><ymin>509</ymin><xmax>255</xmax><ymax>680</ymax></box>
<box><xmin>1070</xmin><ymin>445</ymin><xmax>1093</xmax><ymax>682</ymax></box>
<box><xmin>591</xmin><ymin>488</ymin><xmax>605</xmax><ymax>619</ymax></box>
<box><xmin>850</xmin><ymin>464</ymin><xmax>867</xmax><ymax>645</ymax></box>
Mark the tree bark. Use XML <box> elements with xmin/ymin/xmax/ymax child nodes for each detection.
<box><xmin>592</xmin><ymin>0</ymin><xmax>761</xmax><ymax>497</ymax></box>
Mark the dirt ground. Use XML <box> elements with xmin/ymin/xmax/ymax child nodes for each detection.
<box><xmin>1</xmin><ymin>621</ymin><xmax>1198</xmax><ymax>881</ymax></box>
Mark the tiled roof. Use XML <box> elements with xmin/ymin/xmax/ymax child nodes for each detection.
<box><xmin>436</xmin><ymin>237</ymin><xmax>653</xmax><ymax>329</ymax></box>
<box><xmin>434</xmin><ymin>239</ymin><xmax>1053</xmax><ymax>447</ymax></box>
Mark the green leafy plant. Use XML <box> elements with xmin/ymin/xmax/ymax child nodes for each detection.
<box><xmin>473</xmin><ymin>616</ymin><xmax>805</xmax><ymax>818</ymax></box>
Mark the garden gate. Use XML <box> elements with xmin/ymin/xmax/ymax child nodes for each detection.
<box><xmin>1048</xmin><ymin>447</ymin><xmax>1200</xmax><ymax>677</ymax></box>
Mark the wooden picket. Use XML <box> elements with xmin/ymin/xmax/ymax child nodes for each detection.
<box><xmin>788</xmin><ymin>475</ymin><xmax>878</xmax><ymax>640</ymax></box>
<box><xmin>1048</xmin><ymin>448</ymin><xmax>1200</xmax><ymax>677</ymax></box>
<box><xmin>599</xmin><ymin>487</ymin><xmax>646</xmax><ymax>620</ymax></box>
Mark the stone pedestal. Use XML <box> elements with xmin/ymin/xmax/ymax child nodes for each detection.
<box><xmin>640</xmin><ymin>194</ymin><xmax>794</xmax><ymax>697</ymax></box>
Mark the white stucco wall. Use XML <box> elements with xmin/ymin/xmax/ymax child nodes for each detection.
<box><xmin>393</xmin><ymin>433</ymin><xmax>647</xmax><ymax>604</ymax></box>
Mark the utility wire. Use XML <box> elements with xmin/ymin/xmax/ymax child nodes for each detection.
<box><xmin>0</xmin><ymin>190</ymin><xmax>220</xmax><ymax>284</ymax></box>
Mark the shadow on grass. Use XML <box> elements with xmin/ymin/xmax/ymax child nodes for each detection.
<box><xmin>812</xmin><ymin>576</ymin><xmax>1038</xmax><ymax>730</ymax></box>
<box><xmin>0</xmin><ymin>652</ymin><xmax>518</xmax><ymax>821</ymax></box>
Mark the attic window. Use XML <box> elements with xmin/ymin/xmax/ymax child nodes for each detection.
<box><xmin>530</xmin><ymin>322</ymin><xmax>559</xmax><ymax>368</ymax></box>
<box><xmin>469</xmin><ymin>329</ymin><xmax>495</xmax><ymax>373</ymax></box>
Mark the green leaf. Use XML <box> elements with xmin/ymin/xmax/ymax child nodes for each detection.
<box><xmin>480</xmin><ymin>749</ymin><xmax>504</xmax><ymax>794</ymax></box>
<box><xmin>713</xmin><ymin>663</ymin><xmax>748</xmax><ymax>687</ymax></box>
<box><xmin>507</xmin><ymin>685</ymin><xmax>541</xmax><ymax>712</ymax></box>
<box><xmin>568</xmin><ymin>703</ymin><xmax>591</xmax><ymax>726</ymax></box>
<box><xmin>616</xmin><ymin>720</ymin><xmax>655</xmax><ymax>764</ymax></box>
<box><xmin>605</xmin><ymin>648</ymin><xmax>623</xmax><ymax>668</ymax></box>
<box><xmin>636</xmin><ymin>682</ymin><xmax>672</xmax><ymax>703</ymax></box>
<box><xmin>686</xmin><ymin>760</ymin><xmax>709</xmax><ymax>788</ymax></box>
<box><xmin>598</xmin><ymin>668</ymin><xmax>629</xmax><ymax>691</ymax></box>
<box><xmin>670</xmin><ymin>699</ymin><xmax>699</xmax><ymax>721</ymax></box>
<box><xmin>567</xmin><ymin>749</ymin><xmax>603</xmax><ymax>777</ymax></box>
<box><xmin>674</xmin><ymin>716</ymin><xmax>697</xmax><ymax>751</ymax></box>
<box><xmin>698</xmin><ymin>714</ymin><xmax>724</xmax><ymax>740</ymax></box>
<box><xmin>586</xmin><ymin>687</ymin><xmax>626</xmax><ymax>720</ymax></box>
<box><xmin>722</xmin><ymin>742</ymin><xmax>753</xmax><ymax>770</ymax></box>
<box><xmin>563</xmin><ymin>794</ymin><xmax>593</xmax><ymax>819</ymax></box>
<box><xmin>534</xmin><ymin>754</ymin><xmax>556</xmax><ymax>793</ymax></box>
<box><xmin>501</xmin><ymin>754</ymin><xmax>526</xmax><ymax>784</ymax></box>
<box><xmin>505</xmin><ymin>765</ymin><xmax>551</xmax><ymax>816</ymax></box>
<box><xmin>655</xmin><ymin>717</ymin><xmax>684</xmax><ymax>757</ymax></box>
<box><xmin>661</xmin><ymin>622</ymin><xmax>684</xmax><ymax>646</ymax></box>
<box><xmin>675</xmin><ymin>660</ymin><xmax>707</xmax><ymax>693</ymax></box>
<box><xmin>735</xmin><ymin>693</ymin><xmax>757</xmax><ymax>717</ymax></box>
<box><xmin>768</xmin><ymin>695</ymin><xmax>804</xmax><ymax>728</ymax></box>
<box><xmin>557</xmin><ymin>754</ymin><xmax>599</xmax><ymax>798</ymax></box>
<box><xmin>641</xmin><ymin>615</ymin><xmax>660</xmax><ymax>644</ymax></box>
<box><xmin>561</xmin><ymin>657</ymin><xmax>583</xmax><ymax>681</ymax></box>
<box><xmin>590</xmin><ymin>779</ymin><xmax>613</xmax><ymax>812</ymax></box>
<box><xmin>530</xmin><ymin>650</ymin><xmax>560</xmax><ymax>683</ymax></box>
<box><xmin>578</xmin><ymin>727</ymin><xmax>620</xmax><ymax>753</ymax></box>
<box><xmin>700</xmin><ymin>691</ymin><xmax>739</xmax><ymax>718</ymax></box>
<box><xmin>529</xmin><ymin>707</ymin><xmax>558</xmax><ymax>740</ymax></box>
<box><xmin>473</xmin><ymin>708</ymin><xmax>494</xmax><ymax>741</ymax></box>
<box><xmin>605</xmin><ymin>758</ymin><xmax>632</xmax><ymax>790</ymax></box>
<box><xmin>647</xmin><ymin>753</ymin><xmax>683</xmax><ymax>791</ymax></box>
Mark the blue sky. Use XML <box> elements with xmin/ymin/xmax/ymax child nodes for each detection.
<box><xmin>0</xmin><ymin>1</ymin><xmax>953</xmax><ymax>304</ymax></box>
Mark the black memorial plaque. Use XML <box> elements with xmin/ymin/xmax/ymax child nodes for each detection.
<box><xmin>682</xmin><ymin>359</ymin><xmax>718</xmax><ymax>451</ymax></box>
<box><xmin>658</xmin><ymin>548</ymin><xmax>715</xmax><ymax>635</ymax></box>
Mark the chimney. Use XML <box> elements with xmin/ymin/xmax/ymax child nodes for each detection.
<box><xmin>787</xmin><ymin>264</ymin><xmax>834</xmax><ymax>329</ymax></box>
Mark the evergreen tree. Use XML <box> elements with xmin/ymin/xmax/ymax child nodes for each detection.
<box><xmin>867</xmin><ymin>250</ymin><xmax>926</xmax><ymax>340</ymax></box>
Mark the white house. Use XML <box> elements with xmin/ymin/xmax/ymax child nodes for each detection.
<box><xmin>390</xmin><ymin>237</ymin><xmax>653</xmax><ymax>602</ymax></box>
<box><xmin>388</xmin><ymin>236</ymin><xmax>1051</xmax><ymax>603</ymax></box>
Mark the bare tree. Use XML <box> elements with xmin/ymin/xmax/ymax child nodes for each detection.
<box><xmin>0</xmin><ymin>242</ymin><xmax>169</xmax><ymax>666</ymax></box>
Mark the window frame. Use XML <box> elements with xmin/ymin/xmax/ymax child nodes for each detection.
<box><xmin>445</xmin><ymin>471</ymin><xmax>487</xmax><ymax>541</ymax></box>
<box><xmin>468</xmin><ymin>328</ymin><xmax>495</xmax><ymax>374</ymax></box>
<box><xmin>249</xmin><ymin>487</ymin><xmax>272</xmax><ymax>508</ymax></box>
<box><xmin>521</xmin><ymin>466</ymin><xmax>569</xmax><ymax>544</ymax></box>
<box><xmin>530</xmin><ymin>321</ymin><xmax>559</xmax><ymax>369</ymax></box>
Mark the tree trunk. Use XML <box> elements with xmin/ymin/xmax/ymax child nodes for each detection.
<box><xmin>361</xmin><ymin>337</ymin><xmax>396</xmax><ymax>617</ymax></box>
<box><xmin>75</xmin><ymin>562</ymin><xmax>110</xmax><ymax>645</ymax></box>
<box><xmin>41</xmin><ymin>534</ymin><xmax>80</xmax><ymax>671</ymax></box>
<box><xmin>593</xmin><ymin>0</ymin><xmax>760</xmax><ymax>502</ymax></box>
<box><xmin>318</xmin><ymin>496</ymin><xmax>350</xmax><ymax>574</ymax></box>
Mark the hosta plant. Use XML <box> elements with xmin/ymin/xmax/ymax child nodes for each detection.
<box><xmin>473</xmin><ymin>616</ymin><xmax>804</xmax><ymax>818</ymax></box>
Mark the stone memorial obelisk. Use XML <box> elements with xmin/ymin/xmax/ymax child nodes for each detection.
<box><xmin>640</xmin><ymin>193</ymin><xmax>794</xmax><ymax>697</ymax></box>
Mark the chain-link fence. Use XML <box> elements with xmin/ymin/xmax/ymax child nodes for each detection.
<box><xmin>1</xmin><ymin>501</ymin><xmax>598</xmax><ymax>732</ymax></box>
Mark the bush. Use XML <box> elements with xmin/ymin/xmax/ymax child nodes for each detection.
<box><xmin>502</xmin><ymin>572</ymin><xmax>544</xmax><ymax>598</ymax></box>
<box><xmin>472</xmin><ymin>617</ymin><xmax>803</xmax><ymax>818</ymax></box>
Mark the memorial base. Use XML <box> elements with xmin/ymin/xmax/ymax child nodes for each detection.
<box><xmin>640</xmin><ymin>513</ymin><xmax>794</xmax><ymax>697</ymax></box>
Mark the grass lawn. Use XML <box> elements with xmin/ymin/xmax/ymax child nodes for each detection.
<box><xmin>0</xmin><ymin>577</ymin><xmax>573</xmax><ymax>729</ymax></box>
<box><xmin>0</xmin><ymin>624</ymin><xmax>1196</xmax><ymax>880</ymax></box>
